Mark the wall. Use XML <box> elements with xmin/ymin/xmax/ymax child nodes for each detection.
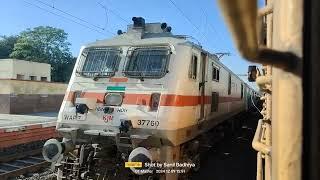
<box><xmin>0</xmin><ymin>79</ymin><xmax>67</xmax><ymax>114</ymax></box>
<box><xmin>0</xmin><ymin>60</ymin><xmax>13</xmax><ymax>79</ymax></box>
<box><xmin>0</xmin><ymin>59</ymin><xmax>51</xmax><ymax>81</ymax></box>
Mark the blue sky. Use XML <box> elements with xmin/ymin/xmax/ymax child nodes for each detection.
<box><xmin>0</xmin><ymin>0</ymin><xmax>263</xmax><ymax>88</ymax></box>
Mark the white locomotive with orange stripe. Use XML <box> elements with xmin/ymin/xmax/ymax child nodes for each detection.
<box><xmin>43</xmin><ymin>17</ymin><xmax>259</xmax><ymax>180</ymax></box>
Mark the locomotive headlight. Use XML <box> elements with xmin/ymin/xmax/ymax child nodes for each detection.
<box><xmin>104</xmin><ymin>93</ymin><xmax>123</xmax><ymax>106</ymax></box>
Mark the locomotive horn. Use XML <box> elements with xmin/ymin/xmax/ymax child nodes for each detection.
<box><xmin>42</xmin><ymin>138</ymin><xmax>75</xmax><ymax>162</ymax></box>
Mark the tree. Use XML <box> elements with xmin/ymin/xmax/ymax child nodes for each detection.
<box><xmin>0</xmin><ymin>35</ymin><xmax>18</xmax><ymax>59</ymax></box>
<box><xmin>10</xmin><ymin>26</ymin><xmax>75</xmax><ymax>82</ymax></box>
<box><xmin>52</xmin><ymin>57</ymin><xmax>76</xmax><ymax>82</ymax></box>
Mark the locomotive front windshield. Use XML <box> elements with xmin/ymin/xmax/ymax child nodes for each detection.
<box><xmin>124</xmin><ymin>48</ymin><xmax>170</xmax><ymax>78</ymax></box>
<box><xmin>79</xmin><ymin>48</ymin><xmax>121</xmax><ymax>77</ymax></box>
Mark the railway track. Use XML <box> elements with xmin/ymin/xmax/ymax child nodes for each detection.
<box><xmin>0</xmin><ymin>149</ymin><xmax>50</xmax><ymax>180</ymax></box>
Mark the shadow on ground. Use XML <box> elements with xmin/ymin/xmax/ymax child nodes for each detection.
<box><xmin>191</xmin><ymin>112</ymin><xmax>261</xmax><ymax>180</ymax></box>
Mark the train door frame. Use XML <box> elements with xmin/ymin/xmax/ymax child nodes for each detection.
<box><xmin>199</xmin><ymin>52</ymin><xmax>207</xmax><ymax>121</ymax></box>
<box><xmin>243</xmin><ymin>84</ymin><xmax>248</xmax><ymax>111</ymax></box>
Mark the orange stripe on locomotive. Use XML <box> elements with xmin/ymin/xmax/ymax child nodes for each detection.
<box><xmin>64</xmin><ymin>91</ymin><xmax>242</xmax><ymax>106</ymax></box>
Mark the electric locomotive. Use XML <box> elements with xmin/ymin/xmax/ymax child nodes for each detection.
<box><xmin>42</xmin><ymin>17</ymin><xmax>258</xmax><ymax>180</ymax></box>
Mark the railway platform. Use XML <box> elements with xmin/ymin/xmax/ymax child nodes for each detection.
<box><xmin>0</xmin><ymin>113</ymin><xmax>58</xmax><ymax>179</ymax></box>
<box><xmin>0</xmin><ymin>113</ymin><xmax>58</xmax><ymax>149</ymax></box>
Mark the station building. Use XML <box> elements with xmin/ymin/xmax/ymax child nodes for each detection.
<box><xmin>0</xmin><ymin>59</ymin><xmax>67</xmax><ymax>114</ymax></box>
<box><xmin>0</xmin><ymin>59</ymin><xmax>51</xmax><ymax>81</ymax></box>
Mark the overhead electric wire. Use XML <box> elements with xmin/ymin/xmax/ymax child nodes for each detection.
<box><xmin>96</xmin><ymin>0</ymin><xmax>132</xmax><ymax>33</ymax></box>
<box><xmin>25</xmin><ymin>0</ymin><xmax>137</xmax><ymax>45</ymax></box>
<box><xmin>96</xmin><ymin>1</ymin><xmax>128</xmax><ymax>31</ymax></box>
<box><xmin>168</xmin><ymin>0</ymin><xmax>229</xmax><ymax>52</ymax></box>
<box><xmin>34</xmin><ymin>0</ymin><xmax>106</xmax><ymax>31</ymax></box>
<box><xmin>23</xmin><ymin>0</ymin><xmax>115</xmax><ymax>36</ymax></box>
<box><xmin>201</xmin><ymin>8</ymin><xmax>227</xmax><ymax>47</ymax></box>
<box><xmin>97</xmin><ymin>2</ymin><xmax>109</xmax><ymax>30</ymax></box>
<box><xmin>167</xmin><ymin>0</ymin><xmax>218</xmax><ymax>50</ymax></box>
<box><xmin>97</xmin><ymin>1</ymin><xmax>130</xmax><ymax>24</ymax></box>
<box><xmin>199</xmin><ymin>5</ymin><xmax>242</xmax><ymax>56</ymax></box>
<box><xmin>94</xmin><ymin>0</ymin><xmax>142</xmax><ymax>44</ymax></box>
<box><xmin>168</xmin><ymin>0</ymin><xmax>200</xmax><ymax>32</ymax></box>
<box><xmin>38</xmin><ymin>0</ymin><xmax>138</xmax><ymax>44</ymax></box>
<box><xmin>33</xmin><ymin>0</ymin><xmax>136</xmax><ymax>46</ymax></box>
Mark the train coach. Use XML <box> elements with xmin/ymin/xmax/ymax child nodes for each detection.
<box><xmin>42</xmin><ymin>17</ymin><xmax>259</xmax><ymax>180</ymax></box>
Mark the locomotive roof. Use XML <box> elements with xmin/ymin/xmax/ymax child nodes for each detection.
<box><xmin>85</xmin><ymin>32</ymin><xmax>187</xmax><ymax>47</ymax></box>
<box><xmin>85</xmin><ymin>22</ymin><xmax>257</xmax><ymax>93</ymax></box>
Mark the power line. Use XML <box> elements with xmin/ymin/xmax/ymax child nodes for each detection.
<box><xmin>94</xmin><ymin>0</ymin><xmax>142</xmax><ymax>43</ymax></box>
<box><xmin>199</xmin><ymin>6</ymin><xmax>245</xmax><ymax>57</ymax></box>
<box><xmin>167</xmin><ymin>0</ymin><xmax>218</xmax><ymax>50</ymax></box>
<box><xmin>23</xmin><ymin>0</ymin><xmax>115</xmax><ymax>36</ymax></box>
<box><xmin>168</xmin><ymin>0</ymin><xmax>200</xmax><ymax>32</ymax></box>
<box><xmin>200</xmin><ymin>7</ymin><xmax>230</xmax><ymax>51</ymax></box>
<box><xmin>99</xmin><ymin>0</ymin><xmax>202</xmax><ymax>49</ymax></box>
<box><xmin>96</xmin><ymin>0</ymin><xmax>131</xmax><ymax>30</ymax></box>
<box><xmin>97</xmin><ymin>1</ymin><xmax>130</xmax><ymax>24</ymax></box>
<box><xmin>34</xmin><ymin>0</ymin><xmax>106</xmax><ymax>31</ymax></box>
<box><xmin>23</xmin><ymin>0</ymin><xmax>141</xmax><ymax>47</ymax></box>
<box><xmin>201</xmin><ymin>9</ymin><xmax>221</xmax><ymax>40</ymax></box>
<box><xmin>97</xmin><ymin>2</ymin><xmax>109</xmax><ymax>30</ymax></box>
<box><xmin>96</xmin><ymin>1</ymin><xmax>128</xmax><ymax>31</ymax></box>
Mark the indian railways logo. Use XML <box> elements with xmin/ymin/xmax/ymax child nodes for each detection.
<box><xmin>103</xmin><ymin>115</ymin><xmax>113</xmax><ymax>123</ymax></box>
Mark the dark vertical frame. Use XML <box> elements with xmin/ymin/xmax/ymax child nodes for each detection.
<box><xmin>211</xmin><ymin>92</ymin><xmax>219</xmax><ymax>112</ymax></box>
<box><xmin>228</xmin><ymin>73</ymin><xmax>231</xmax><ymax>95</ymax></box>
<box><xmin>199</xmin><ymin>52</ymin><xmax>207</xmax><ymax>120</ymax></box>
<box><xmin>303</xmin><ymin>0</ymin><xmax>320</xmax><ymax>179</ymax></box>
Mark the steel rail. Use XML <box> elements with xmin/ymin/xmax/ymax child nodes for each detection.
<box><xmin>0</xmin><ymin>148</ymin><xmax>42</xmax><ymax>163</ymax></box>
<box><xmin>0</xmin><ymin>149</ymin><xmax>50</xmax><ymax>179</ymax></box>
<box><xmin>0</xmin><ymin>161</ymin><xmax>49</xmax><ymax>180</ymax></box>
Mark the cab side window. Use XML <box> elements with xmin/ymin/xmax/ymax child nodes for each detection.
<box><xmin>212</xmin><ymin>64</ymin><xmax>220</xmax><ymax>81</ymax></box>
<box><xmin>189</xmin><ymin>55</ymin><xmax>198</xmax><ymax>79</ymax></box>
